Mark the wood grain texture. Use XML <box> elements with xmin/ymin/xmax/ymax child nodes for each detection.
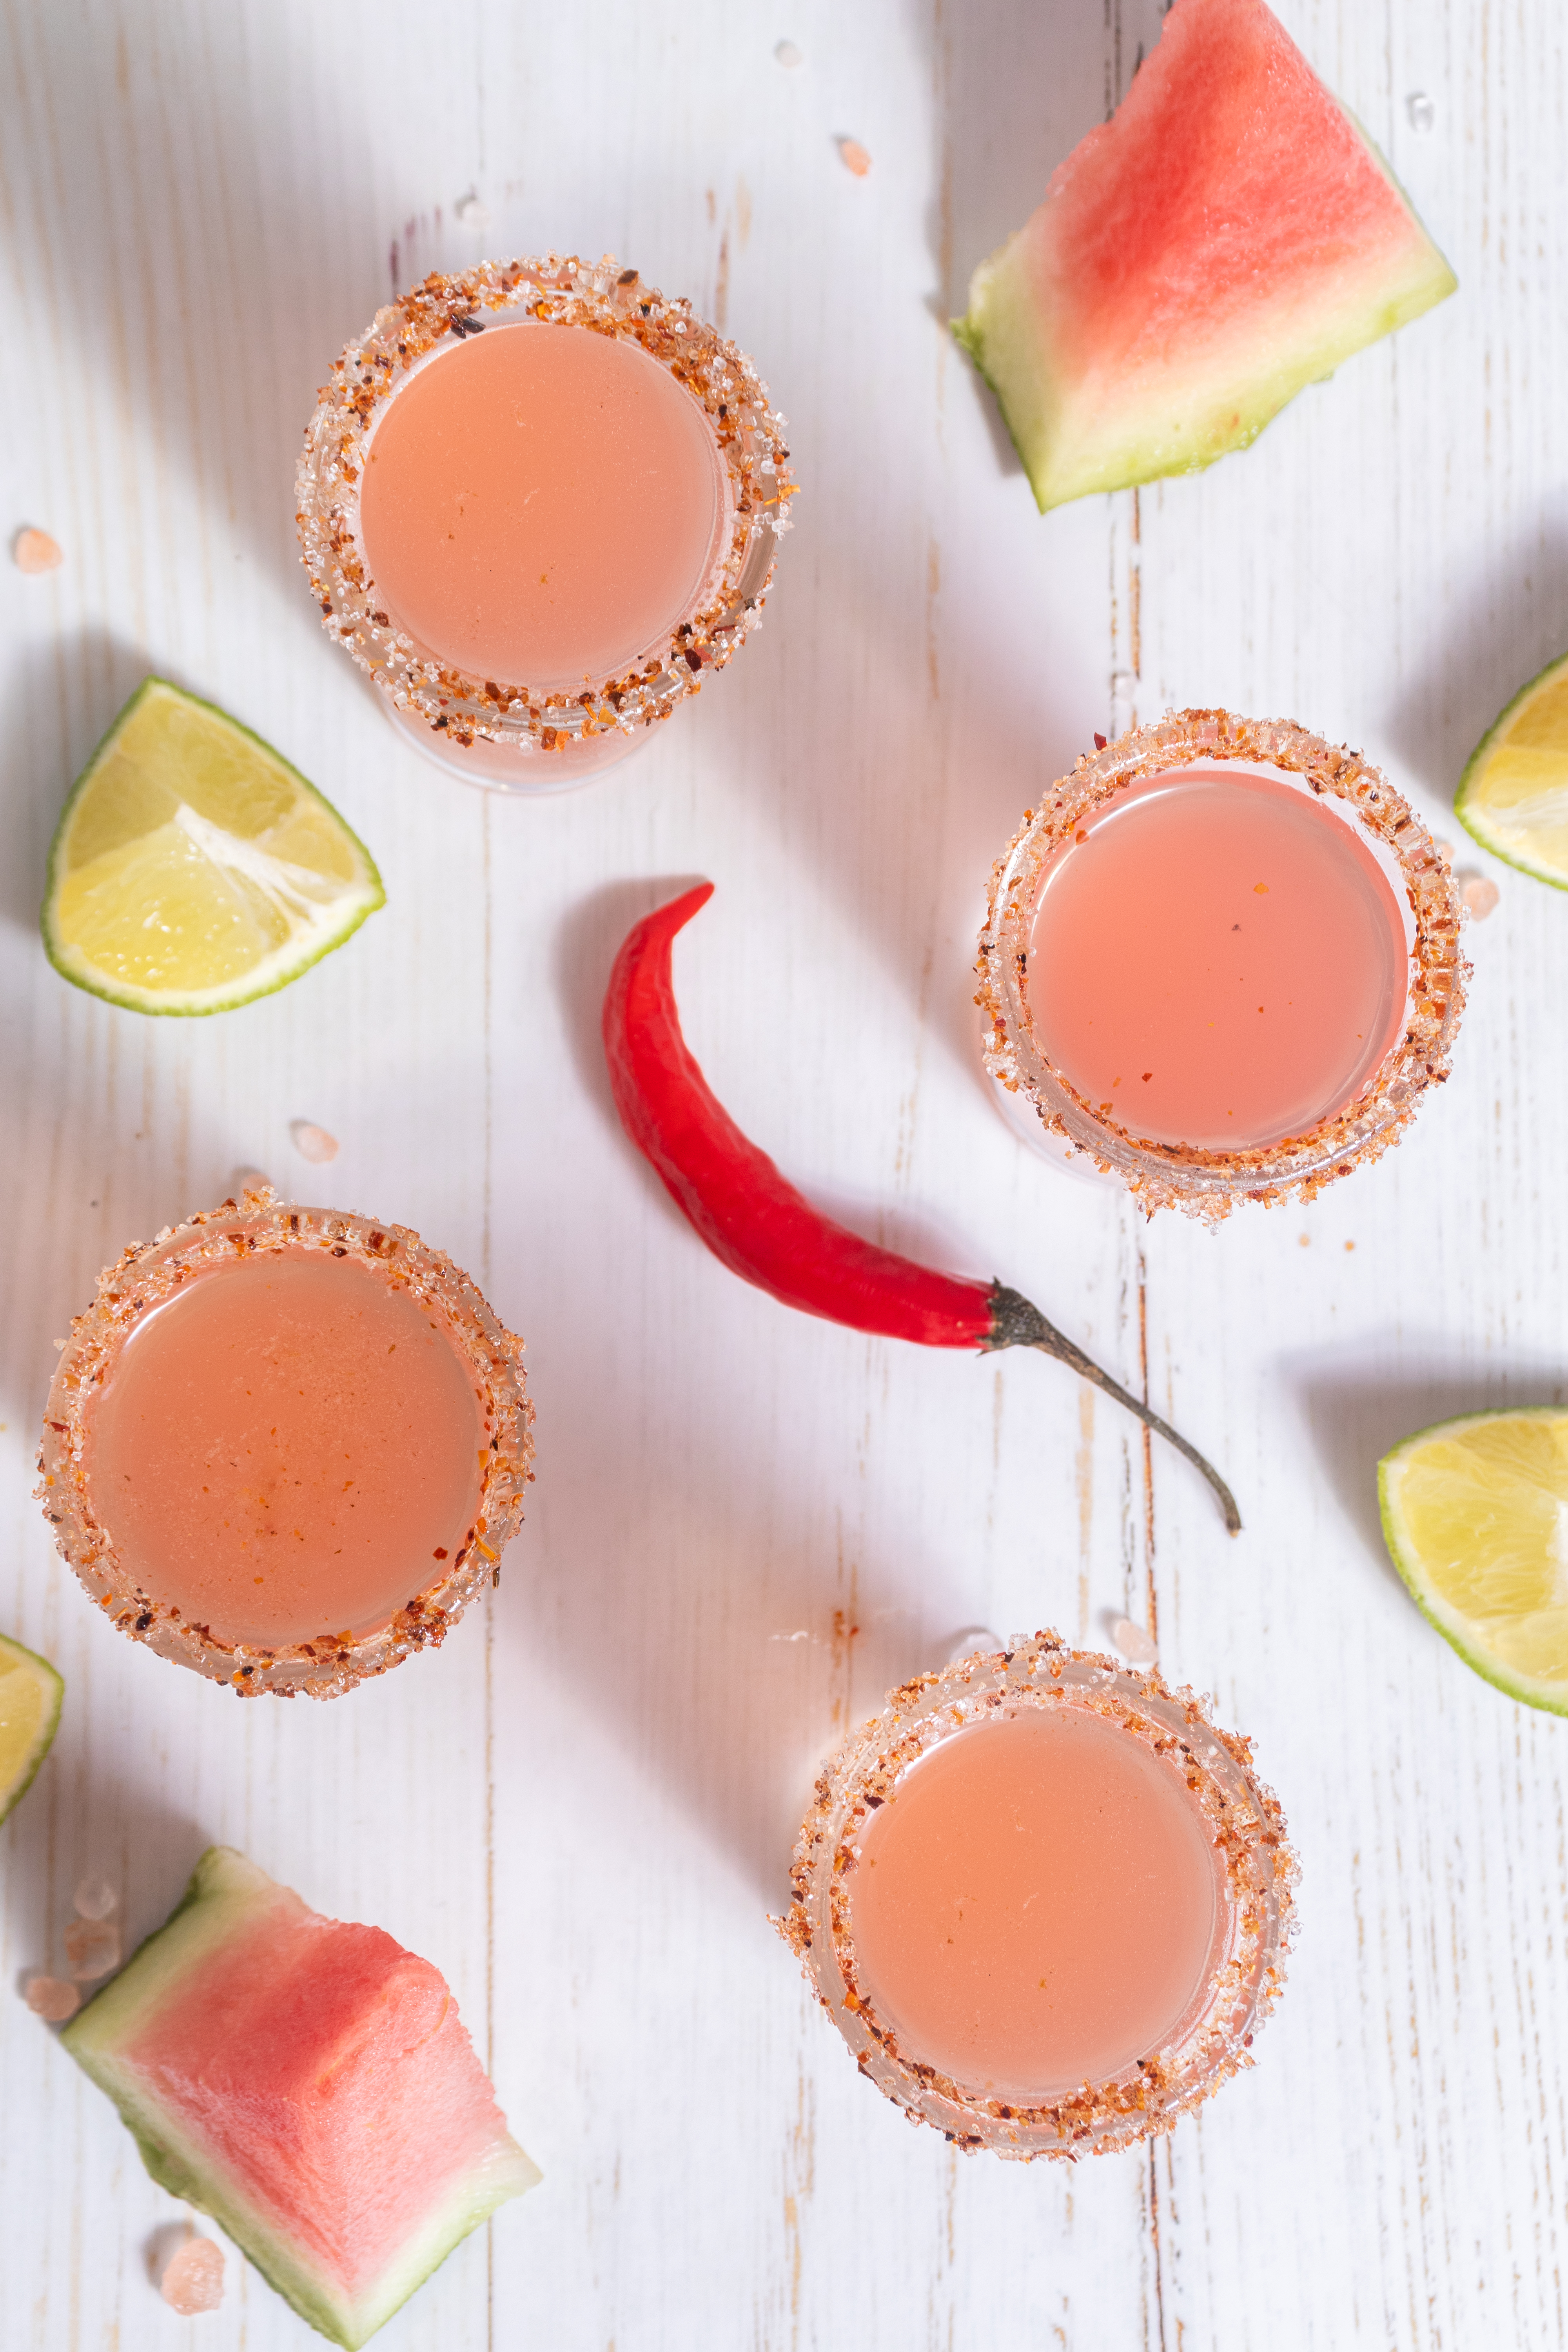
<box><xmin>1</xmin><ymin>0</ymin><xmax>1564</xmax><ymax>2345</ymax></box>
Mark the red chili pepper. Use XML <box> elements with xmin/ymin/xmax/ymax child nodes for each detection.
<box><xmin>603</xmin><ymin>882</ymin><xmax>1240</xmax><ymax>1532</ymax></box>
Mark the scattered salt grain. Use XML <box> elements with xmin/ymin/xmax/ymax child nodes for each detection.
<box><xmin>74</xmin><ymin>1874</ymin><xmax>118</xmax><ymax>1921</ymax></box>
<box><xmin>775</xmin><ymin>39</ymin><xmax>803</xmax><ymax>67</ymax></box>
<box><xmin>1460</xmin><ymin>873</ymin><xmax>1500</xmax><ymax>920</ymax></box>
<box><xmin>290</xmin><ymin>1120</ymin><xmax>339</xmax><ymax>1164</ymax></box>
<box><xmin>13</xmin><ymin>526</ymin><xmax>62</xmax><ymax>573</ymax></box>
<box><xmin>838</xmin><ymin>137</ymin><xmax>872</xmax><ymax>178</ymax></box>
<box><xmin>65</xmin><ymin>1916</ymin><xmax>121</xmax><ymax>1981</ymax></box>
<box><xmin>454</xmin><ymin>191</ymin><xmax>490</xmax><ymax>231</ymax></box>
<box><xmin>1111</xmin><ymin>1615</ymin><xmax>1158</xmax><ymax>1666</ymax></box>
<box><xmin>1406</xmin><ymin>91</ymin><xmax>1436</xmax><ymax>132</ymax></box>
<box><xmin>161</xmin><ymin>2236</ymin><xmax>225</xmax><ymax>2316</ymax></box>
<box><xmin>25</xmin><ymin>1975</ymin><xmax>80</xmax><ymax>2022</ymax></box>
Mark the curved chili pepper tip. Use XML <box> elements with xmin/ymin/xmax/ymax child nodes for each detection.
<box><xmin>603</xmin><ymin>884</ymin><xmax>993</xmax><ymax>1346</ymax></box>
<box><xmin>602</xmin><ymin>884</ymin><xmax>1241</xmax><ymax>1530</ymax></box>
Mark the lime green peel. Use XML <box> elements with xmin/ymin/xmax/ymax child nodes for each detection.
<box><xmin>1379</xmin><ymin>1408</ymin><xmax>1568</xmax><ymax>1713</ymax></box>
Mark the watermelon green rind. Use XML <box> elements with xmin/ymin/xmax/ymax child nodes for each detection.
<box><xmin>955</xmin><ymin>0</ymin><xmax>1457</xmax><ymax>514</ymax></box>
<box><xmin>0</xmin><ymin>1632</ymin><xmax>64</xmax><ymax>1826</ymax></box>
<box><xmin>63</xmin><ymin>1847</ymin><xmax>540</xmax><ymax>2349</ymax></box>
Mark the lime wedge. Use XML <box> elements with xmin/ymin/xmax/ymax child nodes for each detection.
<box><xmin>1379</xmin><ymin>1408</ymin><xmax>1568</xmax><ymax>1711</ymax></box>
<box><xmin>0</xmin><ymin>1632</ymin><xmax>64</xmax><ymax>1825</ymax></box>
<box><xmin>1456</xmin><ymin>651</ymin><xmax>1568</xmax><ymax>888</ymax></box>
<box><xmin>43</xmin><ymin>677</ymin><xmax>385</xmax><ymax>1014</ymax></box>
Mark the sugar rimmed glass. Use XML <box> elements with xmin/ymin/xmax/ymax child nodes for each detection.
<box><xmin>296</xmin><ymin>254</ymin><xmax>795</xmax><ymax>793</ymax></box>
<box><xmin>36</xmin><ymin>1188</ymin><xmax>533</xmax><ymax>1698</ymax></box>
<box><xmin>975</xmin><ymin>709</ymin><xmax>1467</xmax><ymax>1220</ymax></box>
<box><xmin>777</xmin><ymin>1632</ymin><xmax>1295</xmax><ymax>2160</ymax></box>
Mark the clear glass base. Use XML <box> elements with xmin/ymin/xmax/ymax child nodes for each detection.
<box><xmin>982</xmin><ymin>1028</ymin><xmax>1120</xmax><ymax>1190</ymax></box>
<box><xmin>384</xmin><ymin>695</ymin><xmax>657</xmax><ymax>793</ymax></box>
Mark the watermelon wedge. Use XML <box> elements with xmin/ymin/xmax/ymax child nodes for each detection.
<box><xmin>62</xmin><ymin>1848</ymin><xmax>539</xmax><ymax>2348</ymax></box>
<box><xmin>955</xmin><ymin>0</ymin><xmax>1457</xmax><ymax>513</ymax></box>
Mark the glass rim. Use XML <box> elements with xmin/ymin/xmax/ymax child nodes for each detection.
<box><xmin>295</xmin><ymin>252</ymin><xmax>797</xmax><ymax>766</ymax></box>
<box><xmin>36</xmin><ymin>1186</ymin><xmax>534</xmax><ymax>1700</ymax></box>
<box><xmin>975</xmin><ymin>709</ymin><xmax>1468</xmax><ymax>1220</ymax></box>
<box><xmin>776</xmin><ymin>1631</ymin><xmax>1296</xmax><ymax>2160</ymax></box>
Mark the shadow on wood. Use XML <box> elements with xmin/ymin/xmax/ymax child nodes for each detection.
<box><xmin>1276</xmin><ymin>1333</ymin><xmax>1567</xmax><ymax>1601</ymax></box>
<box><xmin>1385</xmin><ymin>519</ymin><xmax>1568</xmax><ymax>810</ymax></box>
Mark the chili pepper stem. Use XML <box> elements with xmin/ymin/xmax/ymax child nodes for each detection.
<box><xmin>982</xmin><ymin>1284</ymin><xmax>1241</xmax><ymax>1535</ymax></box>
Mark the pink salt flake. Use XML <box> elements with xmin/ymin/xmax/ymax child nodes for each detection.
<box><xmin>74</xmin><ymin>1874</ymin><xmax>118</xmax><ymax>1921</ymax></box>
<box><xmin>1460</xmin><ymin>873</ymin><xmax>1500</xmax><ymax>920</ymax></box>
<box><xmin>13</xmin><ymin>526</ymin><xmax>62</xmax><ymax>573</ymax></box>
<box><xmin>838</xmin><ymin>137</ymin><xmax>872</xmax><ymax>177</ymax></box>
<box><xmin>65</xmin><ymin>1915</ymin><xmax>122</xmax><ymax>1981</ymax></box>
<box><xmin>290</xmin><ymin>1119</ymin><xmax>339</xmax><ymax>1164</ymax></box>
<box><xmin>1111</xmin><ymin>1615</ymin><xmax>1158</xmax><ymax>1665</ymax></box>
<box><xmin>25</xmin><ymin>1975</ymin><xmax>80</xmax><ymax>2022</ymax></box>
<box><xmin>161</xmin><ymin>2236</ymin><xmax>225</xmax><ymax>2315</ymax></box>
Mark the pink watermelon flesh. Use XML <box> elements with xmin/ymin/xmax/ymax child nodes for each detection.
<box><xmin>61</xmin><ymin>1848</ymin><xmax>539</xmax><ymax>2348</ymax></box>
<box><xmin>955</xmin><ymin>0</ymin><xmax>1457</xmax><ymax>512</ymax></box>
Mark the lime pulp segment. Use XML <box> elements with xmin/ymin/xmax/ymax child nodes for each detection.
<box><xmin>1456</xmin><ymin>650</ymin><xmax>1568</xmax><ymax>888</ymax></box>
<box><xmin>42</xmin><ymin>677</ymin><xmax>384</xmax><ymax>1016</ymax></box>
<box><xmin>0</xmin><ymin>1633</ymin><xmax>64</xmax><ymax>1825</ymax></box>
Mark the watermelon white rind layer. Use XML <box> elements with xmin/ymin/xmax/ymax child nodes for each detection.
<box><xmin>955</xmin><ymin>0</ymin><xmax>1457</xmax><ymax>514</ymax></box>
<box><xmin>63</xmin><ymin>1847</ymin><xmax>540</xmax><ymax>2349</ymax></box>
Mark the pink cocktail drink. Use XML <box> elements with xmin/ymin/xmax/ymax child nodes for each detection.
<box><xmin>977</xmin><ymin>711</ymin><xmax>1466</xmax><ymax>1218</ymax></box>
<box><xmin>1028</xmin><ymin>767</ymin><xmax>1407</xmax><ymax>1151</ymax></box>
<box><xmin>297</xmin><ymin>257</ymin><xmax>795</xmax><ymax>791</ymax></box>
<box><xmin>83</xmin><ymin>1250</ymin><xmax>486</xmax><ymax>1650</ymax></box>
<box><xmin>780</xmin><ymin>1635</ymin><xmax>1295</xmax><ymax>2157</ymax></box>
<box><xmin>39</xmin><ymin>1192</ymin><xmax>533</xmax><ymax>1697</ymax></box>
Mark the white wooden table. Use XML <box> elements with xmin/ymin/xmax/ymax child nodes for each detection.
<box><xmin>2</xmin><ymin>2</ymin><xmax>1564</xmax><ymax>2345</ymax></box>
